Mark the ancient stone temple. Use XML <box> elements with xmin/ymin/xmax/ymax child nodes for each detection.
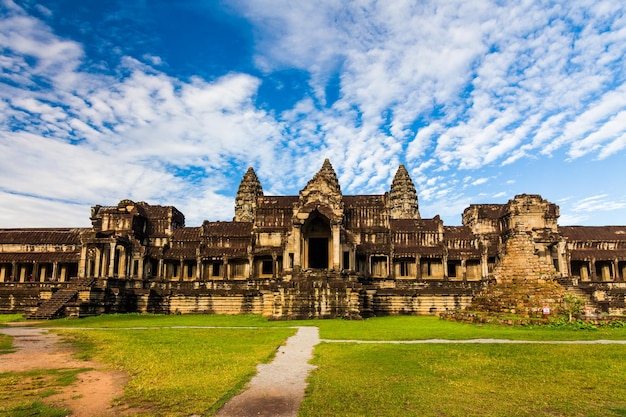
<box><xmin>1</xmin><ymin>160</ymin><xmax>625</xmax><ymax>319</ymax></box>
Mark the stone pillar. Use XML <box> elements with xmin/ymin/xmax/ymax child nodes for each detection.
<box><xmin>0</xmin><ymin>266</ymin><xmax>5</xmax><ymax>282</ymax></box>
<box><xmin>332</xmin><ymin>224</ymin><xmax>341</xmax><ymax>271</ymax></box>
<box><xmin>78</xmin><ymin>246</ymin><xmax>88</xmax><ymax>278</ymax></box>
<box><xmin>19</xmin><ymin>264</ymin><xmax>26</xmax><ymax>282</ymax></box>
<box><xmin>118</xmin><ymin>247</ymin><xmax>126</xmax><ymax>278</ymax></box>
<box><xmin>293</xmin><ymin>225</ymin><xmax>302</xmax><ymax>269</ymax></box>
<box><xmin>482</xmin><ymin>252</ymin><xmax>489</xmax><ymax>279</ymax></box>
<box><xmin>158</xmin><ymin>258</ymin><xmax>164</xmax><ymax>279</ymax></box>
<box><xmin>108</xmin><ymin>243</ymin><xmax>116</xmax><ymax>278</ymax></box>
<box><xmin>461</xmin><ymin>259</ymin><xmax>467</xmax><ymax>282</ymax></box>
<box><xmin>415</xmin><ymin>255</ymin><xmax>421</xmax><ymax>279</ymax></box>
<box><xmin>614</xmin><ymin>259</ymin><xmax>620</xmax><ymax>281</ymax></box>
<box><xmin>272</xmin><ymin>253</ymin><xmax>278</xmax><ymax>278</ymax></box>
<box><xmin>196</xmin><ymin>258</ymin><xmax>202</xmax><ymax>280</ymax></box>
<box><xmin>590</xmin><ymin>258</ymin><xmax>597</xmax><ymax>281</ymax></box>
<box><xmin>94</xmin><ymin>248</ymin><xmax>102</xmax><ymax>278</ymax></box>
<box><xmin>11</xmin><ymin>262</ymin><xmax>17</xmax><ymax>282</ymax></box>
<box><xmin>52</xmin><ymin>262</ymin><xmax>59</xmax><ymax>282</ymax></box>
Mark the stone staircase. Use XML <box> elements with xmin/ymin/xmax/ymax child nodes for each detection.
<box><xmin>562</xmin><ymin>285</ymin><xmax>599</xmax><ymax>317</ymax></box>
<box><xmin>28</xmin><ymin>278</ymin><xmax>95</xmax><ymax>320</ymax></box>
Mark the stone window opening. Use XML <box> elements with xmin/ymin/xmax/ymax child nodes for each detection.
<box><xmin>261</xmin><ymin>260</ymin><xmax>273</xmax><ymax>275</ymax></box>
<box><xmin>447</xmin><ymin>261</ymin><xmax>458</xmax><ymax>278</ymax></box>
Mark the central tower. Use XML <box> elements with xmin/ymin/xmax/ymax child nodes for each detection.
<box><xmin>292</xmin><ymin>159</ymin><xmax>344</xmax><ymax>271</ymax></box>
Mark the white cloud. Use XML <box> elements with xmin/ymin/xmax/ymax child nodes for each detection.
<box><xmin>571</xmin><ymin>195</ymin><xmax>626</xmax><ymax>213</ymax></box>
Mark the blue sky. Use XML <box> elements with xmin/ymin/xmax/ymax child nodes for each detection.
<box><xmin>1</xmin><ymin>0</ymin><xmax>626</xmax><ymax>228</ymax></box>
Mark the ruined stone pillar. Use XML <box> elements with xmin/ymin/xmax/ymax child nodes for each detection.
<box><xmin>332</xmin><ymin>224</ymin><xmax>341</xmax><ymax>271</ymax></box>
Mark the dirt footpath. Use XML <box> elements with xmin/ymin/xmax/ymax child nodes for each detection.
<box><xmin>215</xmin><ymin>326</ymin><xmax>320</xmax><ymax>417</ymax></box>
<box><xmin>0</xmin><ymin>324</ymin><xmax>134</xmax><ymax>417</ymax></box>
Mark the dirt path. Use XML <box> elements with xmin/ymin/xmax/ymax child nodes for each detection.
<box><xmin>0</xmin><ymin>324</ymin><xmax>134</xmax><ymax>417</ymax></box>
<box><xmin>215</xmin><ymin>326</ymin><xmax>320</xmax><ymax>417</ymax></box>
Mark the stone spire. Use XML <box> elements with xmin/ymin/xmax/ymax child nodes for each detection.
<box><xmin>297</xmin><ymin>158</ymin><xmax>343</xmax><ymax>217</ymax></box>
<box><xmin>388</xmin><ymin>164</ymin><xmax>421</xmax><ymax>219</ymax></box>
<box><xmin>234</xmin><ymin>167</ymin><xmax>263</xmax><ymax>222</ymax></box>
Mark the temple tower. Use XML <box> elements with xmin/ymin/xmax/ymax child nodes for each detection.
<box><xmin>388</xmin><ymin>164</ymin><xmax>421</xmax><ymax>219</ymax></box>
<box><xmin>293</xmin><ymin>159</ymin><xmax>344</xmax><ymax>270</ymax></box>
<box><xmin>234</xmin><ymin>167</ymin><xmax>263</xmax><ymax>222</ymax></box>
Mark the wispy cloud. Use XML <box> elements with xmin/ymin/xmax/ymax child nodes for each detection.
<box><xmin>571</xmin><ymin>194</ymin><xmax>626</xmax><ymax>212</ymax></box>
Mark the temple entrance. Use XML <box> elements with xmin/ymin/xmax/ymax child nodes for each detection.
<box><xmin>303</xmin><ymin>212</ymin><xmax>331</xmax><ymax>269</ymax></box>
<box><xmin>308</xmin><ymin>238</ymin><xmax>329</xmax><ymax>269</ymax></box>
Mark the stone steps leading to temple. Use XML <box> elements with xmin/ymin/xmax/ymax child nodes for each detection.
<box><xmin>28</xmin><ymin>289</ymin><xmax>78</xmax><ymax>320</ymax></box>
<box><xmin>27</xmin><ymin>278</ymin><xmax>96</xmax><ymax>320</ymax></box>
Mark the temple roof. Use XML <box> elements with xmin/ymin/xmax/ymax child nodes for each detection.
<box><xmin>0</xmin><ymin>228</ymin><xmax>86</xmax><ymax>245</ymax></box>
<box><xmin>559</xmin><ymin>226</ymin><xmax>626</xmax><ymax>241</ymax></box>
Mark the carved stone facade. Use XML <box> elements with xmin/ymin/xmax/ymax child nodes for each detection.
<box><xmin>1</xmin><ymin>160</ymin><xmax>625</xmax><ymax>319</ymax></box>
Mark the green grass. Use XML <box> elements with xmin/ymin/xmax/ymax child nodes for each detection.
<box><xmin>311</xmin><ymin>315</ymin><xmax>626</xmax><ymax>341</ymax></box>
<box><xmin>44</xmin><ymin>313</ymin><xmax>626</xmax><ymax>340</ymax></box>
<box><xmin>45</xmin><ymin>312</ymin><xmax>288</xmax><ymax>328</ymax></box>
<box><xmin>57</xmin><ymin>326</ymin><xmax>296</xmax><ymax>416</ymax></box>
<box><xmin>0</xmin><ymin>369</ymin><xmax>82</xmax><ymax>417</ymax></box>
<box><xmin>0</xmin><ymin>334</ymin><xmax>13</xmax><ymax>354</ymax></box>
<box><xmin>24</xmin><ymin>314</ymin><xmax>626</xmax><ymax>416</ymax></box>
<box><xmin>0</xmin><ymin>314</ymin><xmax>24</xmax><ymax>326</ymax></box>
<box><xmin>301</xmin><ymin>343</ymin><xmax>626</xmax><ymax>417</ymax></box>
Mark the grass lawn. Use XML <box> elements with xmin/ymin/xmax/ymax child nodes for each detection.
<box><xmin>57</xmin><ymin>325</ymin><xmax>296</xmax><ymax>416</ymax></box>
<box><xmin>301</xmin><ymin>343</ymin><xmax>626</xmax><ymax>417</ymax></box>
<box><xmin>44</xmin><ymin>312</ymin><xmax>282</xmax><ymax>329</ymax></box>
<box><xmin>0</xmin><ymin>314</ymin><xmax>24</xmax><ymax>326</ymax></box>
<box><xmin>0</xmin><ymin>369</ymin><xmax>80</xmax><ymax>417</ymax></box>
<box><xmin>4</xmin><ymin>313</ymin><xmax>626</xmax><ymax>416</ymax></box>
<box><xmin>311</xmin><ymin>315</ymin><xmax>626</xmax><ymax>341</ymax></box>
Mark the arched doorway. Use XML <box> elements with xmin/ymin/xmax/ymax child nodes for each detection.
<box><xmin>303</xmin><ymin>212</ymin><xmax>331</xmax><ymax>269</ymax></box>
